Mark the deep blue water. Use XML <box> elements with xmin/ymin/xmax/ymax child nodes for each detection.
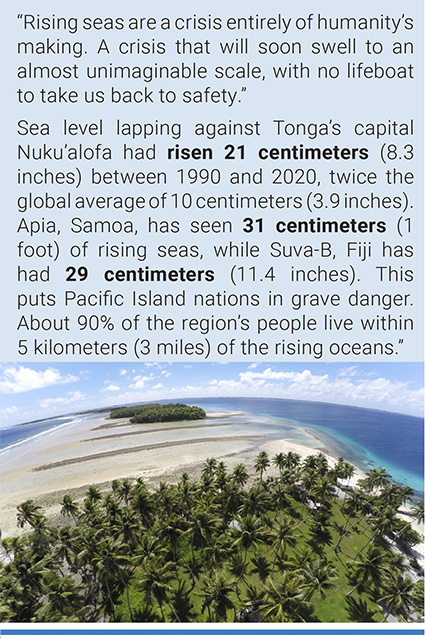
<box><xmin>1</xmin><ymin>399</ymin><xmax>423</xmax><ymax>494</ymax></box>
<box><xmin>180</xmin><ymin>397</ymin><xmax>424</xmax><ymax>494</ymax></box>
<box><xmin>0</xmin><ymin>417</ymin><xmax>74</xmax><ymax>449</ymax></box>
<box><xmin>0</xmin><ymin>413</ymin><xmax>104</xmax><ymax>453</ymax></box>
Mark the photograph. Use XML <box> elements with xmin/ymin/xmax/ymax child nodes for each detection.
<box><xmin>0</xmin><ymin>361</ymin><xmax>423</xmax><ymax>623</ymax></box>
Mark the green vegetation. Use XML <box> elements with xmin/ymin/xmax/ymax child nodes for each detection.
<box><xmin>0</xmin><ymin>453</ymin><xmax>423</xmax><ymax>623</ymax></box>
<box><xmin>110</xmin><ymin>403</ymin><xmax>206</xmax><ymax>424</ymax></box>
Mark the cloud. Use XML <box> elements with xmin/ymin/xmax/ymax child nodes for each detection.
<box><xmin>0</xmin><ymin>366</ymin><xmax>78</xmax><ymax>394</ymax></box>
<box><xmin>102</xmin><ymin>384</ymin><xmax>120</xmax><ymax>392</ymax></box>
<box><xmin>130</xmin><ymin>375</ymin><xmax>151</xmax><ymax>389</ymax></box>
<box><xmin>141</xmin><ymin>363</ymin><xmax>172</xmax><ymax>377</ymax></box>
<box><xmin>202</xmin><ymin>367</ymin><xmax>423</xmax><ymax>416</ymax></box>
<box><xmin>239</xmin><ymin>367</ymin><xmax>328</xmax><ymax>385</ymax></box>
<box><xmin>337</xmin><ymin>365</ymin><xmax>360</xmax><ymax>378</ymax></box>
<box><xmin>0</xmin><ymin>405</ymin><xmax>19</xmax><ymax>417</ymax></box>
<box><xmin>119</xmin><ymin>369</ymin><xmax>127</xmax><ymax>376</ymax></box>
<box><xmin>38</xmin><ymin>391</ymin><xmax>85</xmax><ymax>410</ymax></box>
<box><xmin>95</xmin><ymin>364</ymin><xmax>424</xmax><ymax>418</ymax></box>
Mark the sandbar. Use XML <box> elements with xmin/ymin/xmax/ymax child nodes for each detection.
<box><xmin>0</xmin><ymin>411</ymin><xmax>258</xmax><ymax>537</ymax></box>
<box><xmin>1</xmin><ymin>407</ymin><xmax>421</xmax><ymax>574</ymax></box>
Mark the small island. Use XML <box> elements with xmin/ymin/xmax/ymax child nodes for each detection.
<box><xmin>110</xmin><ymin>403</ymin><xmax>206</xmax><ymax>424</ymax></box>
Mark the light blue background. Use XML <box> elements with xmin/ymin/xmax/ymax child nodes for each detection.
<box><xmin>0</xmin><ymin>0</ymin><xmax>423</xmax><ymax>361</ymax></box>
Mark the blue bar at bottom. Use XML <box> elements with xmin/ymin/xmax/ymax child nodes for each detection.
<box><xmin>1</xmin><ymin>630</ymin><xmax>424</xmax><ymax>636</ymax></box>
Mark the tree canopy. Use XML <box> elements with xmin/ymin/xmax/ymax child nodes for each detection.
<box><xmin>1</xmin><ymin>455</ymin><xmax>423</xmax><ymax>623</ymax></box>
<box><xmin>109</xmin><ymin>403</ymin><xmax>206</xmax><ymax>424</ymax></box>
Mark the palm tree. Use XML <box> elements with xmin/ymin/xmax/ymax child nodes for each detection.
<box><xmin>284</xmin><ymin>451</ymin><xmax>301</xmax><ymax>472</ymax></box>
<box><xmin>283</xmin><ymin>546</ymin><xmax>314</xmax><ymax>572</ymax></box>
<box><xmin>337</xmin><ymin>461</ymin><xmax>356</xmax><ymax>506</ymax></box>
<box><xmin>250</xmin><ymin>555</ymin><xmax>271</xmax><ymax>582</ymax></box>
<box><xmin>336</xmin><ymin>490</ymin><xmax>375</xmax><ymax>551</ymax></box>
<box><xmin>302</xmin><ymin>557</ymin><xmax>338</xmax><ymax>601</ymax></box>
<box><xmin>254</xmin><ymin>451</ymin><xmax>270</xmax><ymax>481</ymax></box>
<box><xmin>186</xmin><ymin>508</ymin><xmax>219</xmax><ymax>570</ymax></box>
<box><xmin>85</xmin><ymin>485</ymin><xmax>102</xmax><ymax>503</ymax></box>
<box><xmin>239</xmin><ymin>485</ymin><xmax>270</xmax><ymax>518</ymax></box>
<box><xmin>231</xmin><ymin>514</ymin><xmax>268</xmax><ymax>582</ymax></box>
<box><xmin>60</xmin><ymin>495</ymin><xmax>80</xmax><ymax>524</ymax></box>
<box><xmin>391</xmin><ymin>501</ymin><xmax>424</xmax><ymax>548</ymax></box>
<box><xmin>379</xmin><ymin>572</ymin><xmax>416</xmax><ymax>621</ymax></box>
<box><xmin>354</xmin><ymin>506</ymin><xmax>398</xmax><ymax>558</ymax></box>
<box><xmin>91</xmin><ymin>539</ymin><xmax>131</xmax><ymax>617</ymax></box>
<box><xmin>204</xmin><ymin>535</ymin><xmax>231</xmax><ymax>572</ymax></box>
<box><xmin>170</xmin><ymin>580</ymin><xmax>195</xmax><ymax>622</ymax></box>
<box><xmin>361</xmin><ymin>467</ymin><xmax>391</xmax><ymax>495</ymax></box>
<box><xmin>201</xmin><ymin>571</ymin><xmax>236</xmax><ymax>621</ymax></box>
<box><xmin>272</xmin><ymin>452</ymin><xmax>286</xmax><ymax>474</ymax></box>
<box><xmin>0</xmin><ymin>601</ymin><xmax>13</xmax><ymax>622</ymax></box>
<box><xmin>299</xmin><ymin>467</ymin><xmax>318</xmax><ymax>516</ymax></box>
<box><xmin>270</xmin><ymin>517</ymin><xmax>298</xmax><ymax>578</ymax></box>
<box><xmin>54</xmin><ymin>525</ymin><xmax>80</xmax><ymax>571</ymax></box>
<box><xmin>261</xmin><ymin>572</ymin><xmax>311</xmax><ymax>621</ymax></box>
<box><xmin>411</xmin><ymin>580</ymin><xmax>424</xmax><ymax>619</ymax></box>
<box><xmin>132</xmin><ymin>486</ymin><xmax>154</xmax><ymax>528</ymax></box>
<box><xmin>410</xmin><ymin>500</ymin><xmax>425</xmax><ymax>524</ymax></box>
<box><xmin>16</xmin><ymin>500</ymin><xmax>46</xmax><ymax>532</ymax></box>
<box><xmin>311</xmin><ymin>475</ymin><xmax>335</xmax><ymax>506</ymax></box>
<box><xmin>302</xmin><ymin>454</ymin><xmax>319</xmax><ymax>472</ymax></box>
<box><xmin>379</xmin><ymin>484</ymin><xmax>413</xmax><ymax>511</ymax></box>
<box><xmin>202</xmin><ymin>457</ymin><xmax>218</xmax><ymax>478</ymax></box>
<box><xmin>220</xmin><ymin>482</ymin><xmax>241</xmax><ymax>523</ymax></box>
<box><xmin>75</xmin><ymin>527</ymin><xmax>103</xmax><ymax>604</ymax></box>
<box><xmin>114</xmin><ymin>510</ymin><xmax>140</xmax><ymax>549</ymax></box>
<box><xmin>103</xmin><ymin>494</ymin><xmax>122</xmax><ymax>527</ymax></box>
<box><xmin>139</xmin><ymin>559</ymin><xmax>179</xmax><ymax>621</ymax></box>
<box><xmin>177</xmin><ymin>474</ymin><xmax>194</xmax><ymax>514</ymax></box>
<box><xmin>198</xmin><ymin>472</ymin><xmax>217</xmax><ymax>496</ymax></box>
<box><xmin>216</xmin><ymin>461</ymin><xmax>227</xmax><ymax>475</ymax></box>
<box><xmin>81</xmin><ymin>500</ymin><xmax>103</xmax><ymax>528</ymax></box>
<box><xmin>345</xmin><ymin>595</ymin><xmax>378</xmax><ymax>622</ymax></box>
<box><xmin>9</xmin><ymin>549</ymin><xmax>50</xmax><ymax>619</ymax></box>
<box><xmin>272</xmin><ymin>482</ymin><xmax>290</xmax><ymax>521</ymax></box>
<box><xmin>345</xmin><ymin>546</ymin><xmax>389</xmax><ymax>597</ymax></box>
<box><xmin>232</xmin><ymin>463</ymin><xmax>249</xmax><ymax>487</ymax></box>
<box><xmin>37</xmin><ymin>574</ymin><xmax>86</xmax><ymax>621</ymax></box>
<box><xmin>315</xmin><ymin>452</ymin><xmax>329</xmax><ymax>472</ymax></box>
<box><xmin>161</xmin><ymin>517</ymin><xmax>185</xmax><ymax>566</ymax></box>
<box><xmin>133</xmin><ymin>533</ymin><xmax>166</xmax><ymax>569</ymax></box>
<box><xmin>116</xmin><ymin>479</ymin><xmax>134</xmax><ymax>505</ymax></box>
<box><xmin>16</xmin><ymin>500</ymin><xmax>50</xmax><ymax>551</ymax></box>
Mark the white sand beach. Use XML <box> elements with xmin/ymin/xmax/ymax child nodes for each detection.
<box><xmin>261</xmin><ymin>439</ymin><xmax>366</xmax><ymax>485</ymax></box>
<box><xmin>0</xmin><ymin>411</ymin><xmax>255</xmax><ymax>537</ymax></box>
<box><xmin>1</xmin><ymin>408</ymin><xmax>423</xmax><ymax>572</ymax></box>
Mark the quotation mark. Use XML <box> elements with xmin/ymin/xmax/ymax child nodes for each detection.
<box><xmin>17</xmin><ymin>13</ymin><xmax>23</xmax><ymax>19</ymax></box>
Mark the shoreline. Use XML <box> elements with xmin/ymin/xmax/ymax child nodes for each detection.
<box><xmin>1</xmin><ymin>409</ymin><xmax>423</xmax><ymax>562</ymax></box>
<box><xmin>0</xmin><ymin>410</ymin><xmax>260</xmax><ymax>537</ymax></box>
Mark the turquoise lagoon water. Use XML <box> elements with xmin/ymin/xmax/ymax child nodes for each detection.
<box><xmin>1</xmin><ymin>398</ymin><xmax>423</xmax><ymax>494</ymax></box>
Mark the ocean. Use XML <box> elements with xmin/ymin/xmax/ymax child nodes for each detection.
<box><xmin>0</xmin><ymin>414</ymin><xmax>93</xmax><ymax>454</ymax></box>
<box><xmin>1</xmin><ymin>398</ymin><xmax>423</xmax><ymax>494</ymax></box>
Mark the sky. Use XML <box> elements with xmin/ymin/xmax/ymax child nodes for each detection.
<box><xmin>0</xmin><ymin>361</ymin><xmax>423</xmax><ymax>427</ymax></box>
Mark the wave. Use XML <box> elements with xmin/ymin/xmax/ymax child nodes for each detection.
<box><xmin>0</xmin><ymin>417</ymin><xmax>83</xmax><ymax>456</ymax></box>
